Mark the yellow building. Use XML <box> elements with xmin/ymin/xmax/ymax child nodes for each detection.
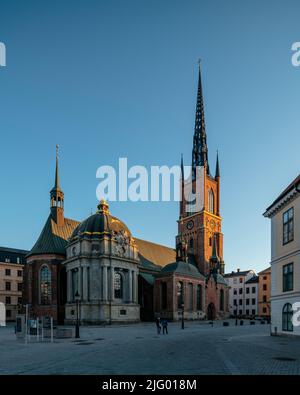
<box><xmin>258</xmin><ymin>267</ymin><xmax>271</xmax><ymax>318</ymax></box>
<box><xmin>0</xmin><ymin>247</ymin><xmax>28</xmax><ymax>322</ymax></box>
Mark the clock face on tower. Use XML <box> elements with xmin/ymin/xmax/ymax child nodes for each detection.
<box><xmin>186</xmin><ymin>220</ymin><xmax>194</xmax><ymax>230</ymax></box>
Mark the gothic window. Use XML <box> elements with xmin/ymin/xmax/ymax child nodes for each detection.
<box><xmin>40</xmin><ymin>265</ymin><xmax>52</xmax><ymax>305</ymax></box>
<box><xmin>177</xmin><ymin>281</ymin><xmax>184</xmax><ymax>309</ymax></box>
<box><xmin>196</xmin><ymin>284</ymin><xmax>202</xmax><ymax>310</ymax></box>
<box><xmin>161</xmin><ymin>282</ymin><xmax>167</xmax><ymax>310</ymax></box>
<box><xmin>189</xmin><ymin>238</ymin><xmax>194</xmax><ymax>249</ymax></box>
<box><xmin>208</xmin><ymin>189</ymin><xmax>214</xmax><ymax>214</ymax></box>
<box><xmin>282</xmin><ymin>303</ymin><xmax>293</xmax><ymax>332</ymax></box>
<box><xmin>220</xmin><ymin>289</ymin><xmax>224</xmax><ymax>311</ymax></box>
<box><xmin>114</xmin><ymin>272</ymin><xmax>123</xmax><ymax>299</ymax></box>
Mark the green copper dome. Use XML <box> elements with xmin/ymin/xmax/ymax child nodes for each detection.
<box><xmin>161</xmin><ymin>261</ymin><xmax>205</xmax><ymax>279</ymax></box>
<box><xmin>70</xmin><ymin>200</ymin><xmax>131</xmax><ymax>240</ymax></box>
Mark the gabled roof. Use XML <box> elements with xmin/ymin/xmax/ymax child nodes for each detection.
<box><xmin>0</xmin><ymin>246</ymin><xmax>29</xmax><ymax>255</ymax></box>
<box><xmin>264</xmin><ymin>174</ymin><xmax>300</xmax><ymax>217</ymax></box>
<box><xmin>27</xmin><ymin>215</ymin><xmax>80</xmax><ymax>257</ymax></box>
<box><xmin>258</xmin><ymin>267</ymin><xmax>271</xmax><ymax>275</ymax></box>
<box><xmin>134</xmin><ymin>238</ymin><xmax>176</xmax><ymax>270</ymax></box>
<box><xmin>224</xmin><ymin>270</ymin><xmax>253</xmax><ymax>278</ymax></box>
<box><xmin>245</xmin><ymin>275</ymin><xmax>259</xmax><ymax>284</ymax></box>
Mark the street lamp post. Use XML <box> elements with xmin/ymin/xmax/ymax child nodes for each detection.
<box><xmin>75</xmin><ymin>291</ymin><xmax>81</xmax><ymax>339</ymax></box>
<box><xmin>181</xmin><ymin>303</ymin><xmax>184</xmax><ymax>329</ymax></box>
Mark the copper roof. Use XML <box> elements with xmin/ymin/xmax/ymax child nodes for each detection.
<box><xmin>27</xmin><ymin>215</ymin><xmax>80</xmax><ymax>257</ymax></box>
<box><xmin>134</xmin><ymin>238</ymin><xmax>176</xmax><ymax>269</ymax></box>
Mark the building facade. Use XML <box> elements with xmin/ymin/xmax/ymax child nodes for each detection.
<box><xmin>64</xmin><ymin>199</ymin><xmax>140</xmax><ymax>324</ymax></box>
<box><xmin>177</xmin><ymin>65</ymin><xmax>229</xmax><ymax>320</ymax></box>
<box><xmin>0</xmin><ymin>247</ymin><xmax>28</xmax><ymax>321</ymax></box>
<box><xmin>264</xmin><ymin>175</ymin><xmax>300</xmax><ymax>336</ymax></box>
<box><xmin>244</xmin><ymin>275</ymin><xmax>259</xmax><ymax>317</ymax></box>
<box><xmin>224</xmin><ymin>269</ymin><xmax>256</xmax><ymax>317</ymax></box>
<box><xmin>258</xmin><ymin>267</ymin><xmax>271</xmax><ymax>318</ymax></box>
<box><xmin>24</xmin><ymin>66</ymin><xmax>229</xmax><ymax>324</ymax></box>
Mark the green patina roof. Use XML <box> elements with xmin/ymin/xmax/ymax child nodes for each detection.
<box><xmin>27</xmin><ymin>215</ymin><xmax>80</xmax><ymax>257</ymax></box>
<box><xmin>160</xmin><ymin>260</ymin><xmax>205</xmax><ymax>279</ymax></box>
<box><xmin>139</xmin><ymin>272</ymin><xmax>156</xmax><ymax>285</ymax></box>
<box><xmin>217</xmin><ymin>274</ymin><xmax>227</xmax><ymax>285</ymax></box>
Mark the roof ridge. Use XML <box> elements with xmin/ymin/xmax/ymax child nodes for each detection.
<box><xmin>134</xmin><ymin>237</ymin><xmax>175</xmax><ymax>251</ymax></box>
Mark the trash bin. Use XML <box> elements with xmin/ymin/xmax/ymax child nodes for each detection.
<box><xmin>240</xmin><ymin>320</ymin><xmax>244</xmax><ymax>326</ymax></box>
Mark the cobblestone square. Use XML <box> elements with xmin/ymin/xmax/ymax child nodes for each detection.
<box><xmin>1</xmin><ymin>320</ymin><xmax>300</xmax><ymax>375</ymax></box>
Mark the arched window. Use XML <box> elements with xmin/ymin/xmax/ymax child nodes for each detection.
<box><xmin>161</xmin><ymin>282</ymin><xmax>167</xmax><ymax>310</ymax></box>
<box><xmin>282</xmin><ymin>303</ymin><xmax>293</xmax><ymax>332</ymax></box>
<box><xmin>177</xmin><ymin>281</ymin><xmax>184</xmax><ymax>309</ymax></box>
<box><xmin>208</xmin><ymin>189</ymin><xmax>214</xmax><ymax>214</ymax></box>
<box><xmin>114</xmin><ymin>272</ymin><xmax>123</xmax><ymax>299</ymax></box>
<box><xmin>220</xmin><ymin>289</ymin><xmax>224</xmax><ymax>311</ymax></box>
<box><xmin>196</xmin><ymin>284</ymin><xmax>202</xmax><ymax>310</ymax></box>
<box><xmin>189</xmin><ymin>238</ymin><xmax>194</xmax><ymax>249</ymax></box>
<box><xmin>40</xmin><ymin>265</ymin><xmax>52</xmax><ymax>305</ymax></box>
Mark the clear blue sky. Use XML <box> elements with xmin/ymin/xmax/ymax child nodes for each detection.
<box><xmin>0</xmin><ymin>0</ymin><xmax>300</xmax><ymax>273</ymax></box>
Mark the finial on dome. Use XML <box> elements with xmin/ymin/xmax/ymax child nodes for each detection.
<box><xmin>97</xmin><ymin>198</ymin><xmax>110</xmax><ymax>214</ymax></box>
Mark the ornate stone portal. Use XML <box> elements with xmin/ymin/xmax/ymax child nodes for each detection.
<box><xmin>64</xmin><ymin>200</ymin><xmax>140</xmax><ymax>324</ymax></box>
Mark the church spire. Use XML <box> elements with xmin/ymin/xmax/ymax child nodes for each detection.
<box><xmin>53</xmin><ymin>144</ymin><xmax>61</xmax><ymax>191</ymax></box>
<box><xmin>50</xmin><ymin>145</ymin><xmax>64</xmax><ymax>226</ymax></box>
<box><xmin>215</xmin><ymin>150</ymin><xmax>220</xmax><ymax>179</ymax></box>
<box><xmin>192</xmin><ymin>60</ymin><xmax>210</xmax><ymax>179</ymax></box>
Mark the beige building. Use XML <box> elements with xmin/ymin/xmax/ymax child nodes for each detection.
<box><xmin>258</xmin><ymin>267</ymin><xmax>271</xmax><ymax>318</ymax></box>
<box><xmin>264</xmin><ymin>175</ymin><xmax>300</xmax><ymax>335</ymax></box>
<box><xmin>0</xmin><ymin>247</ymin><xmax>28</xmax><ymax>322</ymax></box>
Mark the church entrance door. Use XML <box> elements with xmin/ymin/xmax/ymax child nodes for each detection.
<box><xmin>207</xmin><ymin>303</ymin><xmax>216</xmax><ymax>320</ymax></box>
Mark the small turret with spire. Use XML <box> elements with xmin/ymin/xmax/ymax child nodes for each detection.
<box><xmin>50</xmin><ymin>145</ymin><xmax>65</xmax><ymax>226</ymax></box>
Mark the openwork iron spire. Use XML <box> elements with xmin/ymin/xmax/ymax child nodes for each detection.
<box><xmin>192</xmin><ymin>60</ymin><xmax>210</xmax><ymax>179</ymax></box>
<box><xmin>53</xmin><ymin>144</ymin><xmax>61</xmax><ymax>192</ymax></box>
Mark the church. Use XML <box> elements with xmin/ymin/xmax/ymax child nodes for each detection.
<box><xmin>24</xmin><ymin>66</ymin><xmax>229</xmax><ymax>324</ymax></box>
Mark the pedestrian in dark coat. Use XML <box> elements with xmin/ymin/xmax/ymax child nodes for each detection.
<box><xmin>162</xmin><ymin>319</ymin><xmax>168</xmax><ymax>335</ymax></box>
<box><xmin>155</xmin><ymin>317</ymin><xmax>161</xmax><ymax>334</ymax></box>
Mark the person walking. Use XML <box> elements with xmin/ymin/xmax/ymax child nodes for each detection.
<box><xmin>162</xmin><ymin>319</ymin><xmax>168</xmax><ymax>335</ymax></box>
<box><xmin>155</xmin><ymin>316</ymin><xmax>161</xmax><ymax>334</ymax></box>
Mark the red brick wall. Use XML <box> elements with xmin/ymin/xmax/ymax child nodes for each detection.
<box><xmin>24</xmin><ymin>254</ymin><xmax>65</xmax><ymax>324</ymax></box>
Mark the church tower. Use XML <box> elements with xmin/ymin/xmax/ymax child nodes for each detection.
<box><xmin>177</xmin><ymin>64</ymin><xmax>224</xmax><ymax>276</ymax></box>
